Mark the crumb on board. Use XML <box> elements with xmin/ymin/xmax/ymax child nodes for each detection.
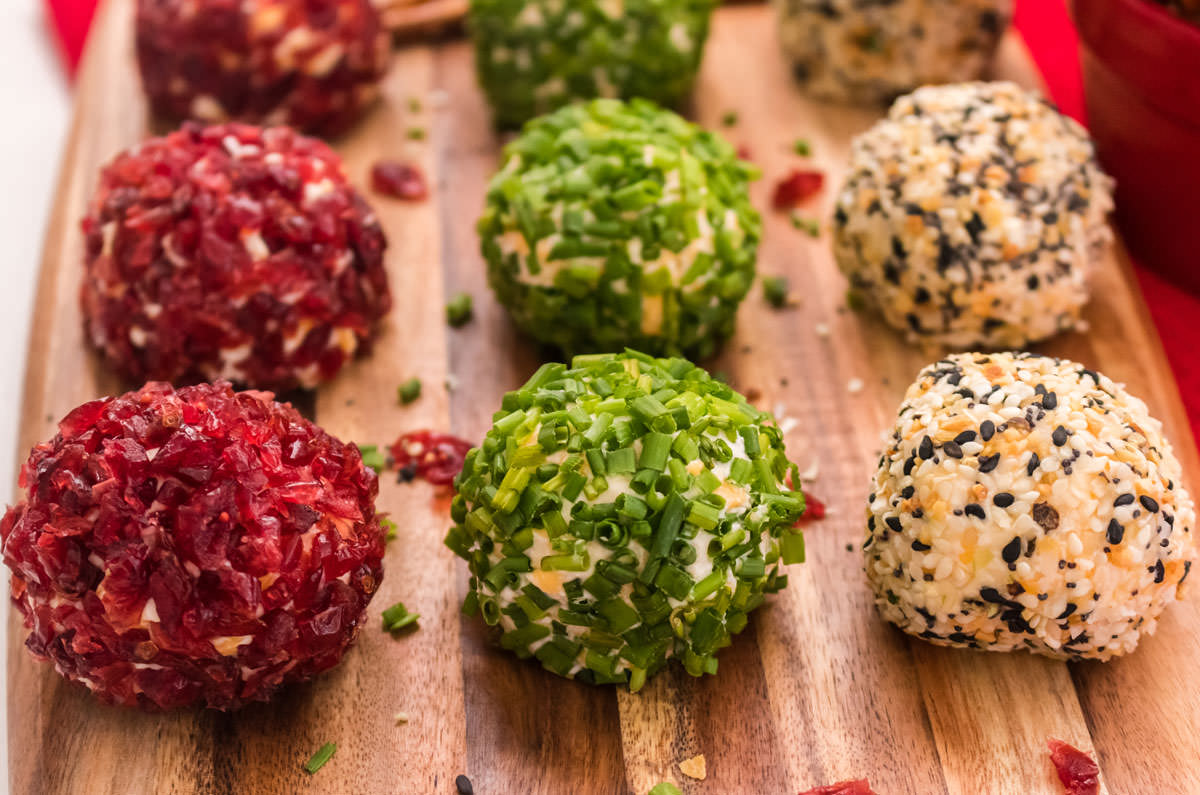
<box><xmin>679</xmin><ymin>754</ymin><xmax>707</xmax><ymax>780</ymax></box>
<box><xmin>847</xmin><ymin>378</ymin><xmax>865</xmax><ymax>394</ymax></box>
<box><xmin>815</xmin><ymin>322</ymin><xmax>831</xmax><ymax>337</ymax></box>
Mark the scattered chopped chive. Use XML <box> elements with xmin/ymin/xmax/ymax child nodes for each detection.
<box><xmin>381</xmin><ymin>517</ymin><xmax>398</xmax><ymax>541</ymax></box>
<box><xmin>357</xmin><ymin>444</ymin><xmax>386</xmax><ymax>473</ymax></box>
<box><xmin>647</xmin><ymin>783</ymin><xmax>682</xmax><ymax>795</ymax></box>
<box><xmin>397</xmin><ymin>377</ymin><xmax>422</xmax><ymax>405</ymax></box>
<box><xmin>406</xmin><ymin>127</ymin><xmax>426</xmax><ymax>140</ymax></box>
<box><xmin>762</xmin><ymin>276</ymin><xmax>789</xmax><ymax>308</ymax></box>
<box><xmin>793</xmin><ymin>138</ymin><xmax>812</xmax><ymax>157</ymax></box>
<box><xmin>790</xmin><ymin>212</ymin><xmax>820</xmax><ymax>237</ymax></box>
<box><xmin>382</xmin><ymin>602</ymin><xmax>421</xmax><ymax>633</ymax></box>
<box><xmin>446</xmin><ymin>292</ymin><xmax>474</xmax><ymax>327</ymax></box>
<box><xmin>302</xmin><ymin>742</ymin><xmax>337</xmax><ymax>775</ymax></box>
<box><xmin>721</xmin><ymin>110</ymin><xmax>739</xmax><ymax>127</ymax></box>
<box><xmin>408</xmin><ymin>97</ymin><xmax>423</xmax><ymax>113</ymax></box>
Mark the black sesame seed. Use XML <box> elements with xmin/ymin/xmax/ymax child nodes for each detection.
<box><xmin>1057</xmin><ymin>603</ymin><xmax>1077</xmax><ymax>620</ymax></box>
<box><xmin>904</xmin><ymin>456</ymin><xmax>916</xmax><ymax>476</ymax></box>
<box><xmin>1052</xmin><ymin>426</ymin><xmax>1068</xmax><ymax>447</ymax></box>
<box><xmin>918</xmin><ymin>436</ymin><xmax>934</xmax><ymax>460</ymax></box>
<box><xmin>1042</xmin><ymin>392</ymin><xmax>1058</xmax><ymax>410</ymax></box>
<box><xmin>1154</xmin><ymin>560</ymin><xmax>1166</xmax><ymax>583</ymax></box>
<box><xmin>1001</xmin><ymin>537</ymin><xmax>1021</xmax><ymax>564</ymax></box>
<box><xmin>954</xmin><ymin>430</ymin><xmax>977</xmax><ymax>445</ymax></box>
<box><xmin>901</xmin><ymin>485</ymin><xmax>915</xmax><ymax>499</ymax></box>
<box><xmin>980</xmin><ymin>420</ymin><xmax>995</xmax><ymax>441</ymax></box>
<box><xmin>979</xmin><ymin>587</ymin><xmax>1007</xmax><ymax>604</ymax></box>
<box><xmin>914</xmin><ymin>286</ymin><xmax>931</xmax><ymax>304</ymax></box>
<box><xmin>1140</xmin><ymin>495</ymin><xmax>1160</xmax><ymax>513</ymax></box>
<box><xmin>943</xmin><ymin>441</ymin><xmax>963</xmax><ymax>459</ymax></box>
<box><xmin>1107</xmin><ymin>519</ymin><xmax>1125</xmax><ymax>545</ymax></box>
<box><xmin>911</xmin><ymin>540</ymin><xmax>931</xmax><ymax>551</ymax></box>
<box><xmin>1027</xmin><ymin>453</ymin><xmax>1040</xmax><ymax>476</ymax></box>
<box><xmin>964</xmin><ymin>503</ymin><xmax>986</xmax><ymax>519</ymax></box>
<box><xmin>978</xmin><ymin>454</ymin><xmax>1000</xmax><ymax>473</ymax></box>
<box><xmin>456</xmin><ymin>775</ymin><xmax>475</xmax><ymax>795</ymax></box>
<box><xmin>993</xmin><ymin>492</ymin><xmax>1015</xmax><ymax>508</ymax></box>
<box><xmin>1113</xmin><ymin>494</ymin><xmax>1135</xmax><ymax>507</ymax></box>
<box><xmin>885</xmin><ymin>516</ymin><xmax>903</xmax><ymax>533</ymax></box>
<box><xmin>1026</xmin><ymin>274</ymin><xmax>1040</xmax><ymax>290</ymax></box>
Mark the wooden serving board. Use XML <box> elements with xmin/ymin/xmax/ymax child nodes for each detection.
<box><xmin>11</xmin><ymin>1</ymin><xmax>1200</xmax><ymax>793</ymax></box>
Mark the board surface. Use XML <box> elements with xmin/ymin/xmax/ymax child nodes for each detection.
<box><xmin>10</xmin><ymin>1</ymin><xmax>1200</xmax><ymax>793</ymax></box>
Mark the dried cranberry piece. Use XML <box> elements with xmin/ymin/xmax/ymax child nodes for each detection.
<box><xmin>389</xmin><ymin>431</ymin><xmax>473</xmax><ymax>487</ymax></box>
<box><xmin>772</xmin><ymin>169</ymin><xmax>825</xmax><ymax>209</ymax></box>
<box><xmin>799</xmin><ymin>780</ymin><xmax>878</xmax><ymax>795</ymax></box>
<box><xmin>1047</xmin><ymin>738</ymin><xmax>1100</xmax><ymax>795</ymax></box>
<box><xmin>370</xmin><ymin>160</ymin><xmax>429</xmax><ymax>201</ymax></box>
<box><xmin>80</xmin><ymin>122</ymin><xmax>391</xmax><ymax>391</ymax></box>
<box><xmin>800</xmin><ymin>492</ymin><xmax>826</xmax><ymax>522</ymax></box>
<box><xmin>0</xmin><ymin>381</ymin><xmax>384</xmax><ymax>710</ymax></box>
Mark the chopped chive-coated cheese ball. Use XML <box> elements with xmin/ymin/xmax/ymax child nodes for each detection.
<box><xmin>0</xmin><ymin>382</ymin><xmax>385</xmax><ymax>709</ymax></box>
<box><xmin>866</xmin><ymin>352</ymin><xmax>1196</xmax><ymax>660</ymax></box>
<box><xmin>479</xmin><ymin>99</ymin><xmax>761</xmax><ymax>359</ymax></box>
<box><xmin>81</xmin><ymin>122</ymin><xmax>390</xmax><ymax>391</ymax></box>
<box><xmin>445</xmin><ymin>351</ymin><xmax>806</xmax><ymax>690</ymax></box>
<box><xmin>468</xmin><ymin>0</ymin><xmax>715</xmax><ymax>129</ymax></box>
<box><xmin>136</xmin><ymin>0</ymin><xmax>391</xmax><ymax>136</ymax></box>
<box><xmin>834</xmin><ymin>82</ymin><xmax>1114</xmax><ymax>349</ymax></box>
<box><xmin>772</xmin><ymin>0</ymin><xmax>1012</xmax><ymax>105</ymax></box>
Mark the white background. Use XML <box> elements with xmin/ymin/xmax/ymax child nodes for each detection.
<box><xmin>0</xmin><ymin>0</ymin><xmax>73</xmax><ymax>788</ymax></box>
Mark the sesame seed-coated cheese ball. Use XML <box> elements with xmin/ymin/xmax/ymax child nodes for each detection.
<box><xmin>136</xmin><ymin>0</ymin><xmax>391</xmax><ymax>136</ymax></box>
<box><xmin>468</xmin><ymin>0</ymin><xmax>715</xmax><ymax>129</ymax></box>
<box><xmin>773</xmin><ymin>0</ymin><xmax>1011</xmax><ymax>105</ymax></box>
<box><xmin>834</xmin><ymin>82</ymin><xmax>1114</xmax><ymax>349</ymax></box>
<box><xmin>480</xmin><ymin>99</ymin><xmax>761</xmax><ymax>359</ymax></box>
<box><xmin>81</xmin><ymin>123</ymin><xmax>390</xmax><ymax>391</ymax></box>
<box><xmin>866</xmin><ymin>352</ymin><xmax>1196</xmax><ymax>660</ymax></box>
<box><xmin>445</xmin><ymin>351</ymin><xmax>807</xmax><ymax>690</ymax></box>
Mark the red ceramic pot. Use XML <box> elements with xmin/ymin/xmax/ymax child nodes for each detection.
<box><xmin>1073</xmin><ymin>0</ymin><xmax>1200</xmax><ymax>294</ymax></box>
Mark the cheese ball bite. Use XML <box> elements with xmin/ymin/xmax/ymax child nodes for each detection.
<box><xmin>136</xmin><ymin>0</ymin><xmax>391</xmax><ymax>136</ymax></box>
<box><xmin>445</xmin><ymin>351</ymin><xmax>807</xmax><ymax>690</ymax></box>
<box><xmin>772</xmin><ymin>0</ymin><xmax>1012</xmax><ymax>105</ymax></box>
<box><xmin>468</xmin><ymin>0</ymin><xmax>715</xmax><ymax>129</ymax></box>
<box><xmin>0</xmin><ymin>382</ymin><xmax>385</xmax><ymax>709</ymax></box>
<box><xmin>480</xmin><ymin>99</ymin><xmax>761</xmax><ymax>359</ymax></box>
<box><xmin>81</xmin><ymin>122</ymin><xmax>390</xmax><ymax>391</ymax></box>
<box><xmin>834</xmin><ymin>82</ymin><xmax>1114</xmax><ymax>349</ymax></box>
<box><xmin>866</xmin><ymin>352</ymin><xmax>1196</xmax><ymax>660</ymax></box>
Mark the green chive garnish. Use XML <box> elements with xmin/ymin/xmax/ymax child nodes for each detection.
<box><xmin>358</xmin><ymin>444</ymin><xmax>386</xmax><ymax>473</ymax></box>
<box><xmin>381</xmin><ymin>517</ymin><xmax>398</xmax><ymax>541</ymax></box>
<box><xmin>790</xmin><ymin>212</ymin><xmax>820</xmax><ymax>237</ymax></box>
<box><xmin>408</xmin><ymin>97</ymin><xmax>423</xmax><ymax>113</ymax></box>
<box><xmin>397</xmin><ymin>377</ymin><xmax>422</xmax><ymax>405</ymax></box>
<box><xmin>762</xmin><ymin>276</ymin><xmax>790</xmax><ymax>309</ymax></box>
<box><xmin>302</xmin><ymin>742</ymin><xmax>337</xmax><ymax>775</ymax></box>
<box><xmin>721</xmin><ymin>110</ymin><xmax>739</xmax><ymax>127</ymax></box>
<box><xmin>443</xmin><ymin>351</ymin><xmax>805</xmax><ymax>692</ymax></box>
<box><xmin>382</xmin><ymin>602</ymin><xmax>421</xmax><ymax>633</ymax></box>
<box><xmin>647</xmin><ymin>784</ymin><xmax>683</xmax><ymax>795</ymax></box>
<box><xmin>406</xmin><ymin>127</ymin><xmax>426</xmax><ymax>140</ymax></box>
<box><xmin>793</xmin><ymin>138</ymin><xmax>812</xmax><ymax>157</ymax></box>
<box><xmin>446</xmin><ymin>293</ymin><xmax>474</xmax><ymax>327</ymax></box>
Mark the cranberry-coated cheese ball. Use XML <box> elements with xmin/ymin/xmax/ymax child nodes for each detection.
<box><xmin>81</xmin><ymin>123</ymin><xmax>390</xmax><ymax>391</ymax></box>
<box><xmin>866</xmin><ymin>352</ymin><xmax>1196</xmax><ymax>660</ymax></box>
<box><xmin>0</xmin><ymin>382</ymin><xmax>385</xmax><ymax>710</ymax></box>
<box><xmin>834</xmin><ymin>82</ymin><xmax>1114</xmax><ymax>349</ymax></box>
<box><xmin>136</xmin><ymin>0</ymin><xmax>391</xmax><ymax>135</ymax></box>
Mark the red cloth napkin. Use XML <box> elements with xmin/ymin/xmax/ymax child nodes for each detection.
<box><xmin>41</xmin><ymin>0</ymin><xmax>1200</xmax><ymax>436</ymax></box>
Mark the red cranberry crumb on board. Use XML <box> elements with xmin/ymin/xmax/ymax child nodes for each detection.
<box><xmin>772</xmin><ymin>169</ymin><xmax>825</xmax><ymax>209</ymax></box>
<box><xmin>371</xmin><ymin>160</ymin><xmax>429</xmax><ymax>200</ymax></box>
<box><xmin>1048</xmin><ymin>738</ymin><xmax>1101</xmax><ymax>795</ymax></box>
<box><xmin>799</xmin><ymin>779</ymin><xmax>878</xmax><ymax>795</ymax></box>
<box><xmin>390</xmin><ymin>431</ymin><xmax>473</xmax><ymax>487</ymax></box>
<box><xmin>0</xmin><ymin>382</ymin><xmax>385</xmax><ymax>710</ymax></box>
<box><xmin>80</xmin><ymin>122</ymin><xmax>391</xmax><ymax>391</ymax></box>
<box><xmin>135</xmin><ymin>0</ymin><xmax>391</xmax><ymax>136</ymax></box>
<box><xmin>800</xmin><ymin>492</ymin><xmax>827</xmax><ymax>521</ymax></box>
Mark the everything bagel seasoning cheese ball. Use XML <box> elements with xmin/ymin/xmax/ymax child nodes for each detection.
<box><xmin>444</xmin><ymin>351</ymin><xmax>807</xmax><ymax>689</ymax></box>
<box><xmin>480</xmin><ymin>99</ymin><xmax>761</xmax><ymax>359</ymax></box>
<box><xmin>772</xmin><ymin>0</ymin><xmax>1012</xmax><ymax>105</ymax></box>
<box><xmin>468</xmin><ymin>0</ymin><xmax>715</xmax><ymax>129</ymax></box>
<box><xmin>81</xmin><ymin>122</ymin><xmax>390</xmax><ymax>391</ymax></box>
<box><xmin>866</xmin><ymin>352</ymin><xmax>1196</xmax><ymax>660</ymax></box>
<box><xmin>834</xmin><ymin>82</ymin><xmax>1114</xmax><ymax>349</ymax></box>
